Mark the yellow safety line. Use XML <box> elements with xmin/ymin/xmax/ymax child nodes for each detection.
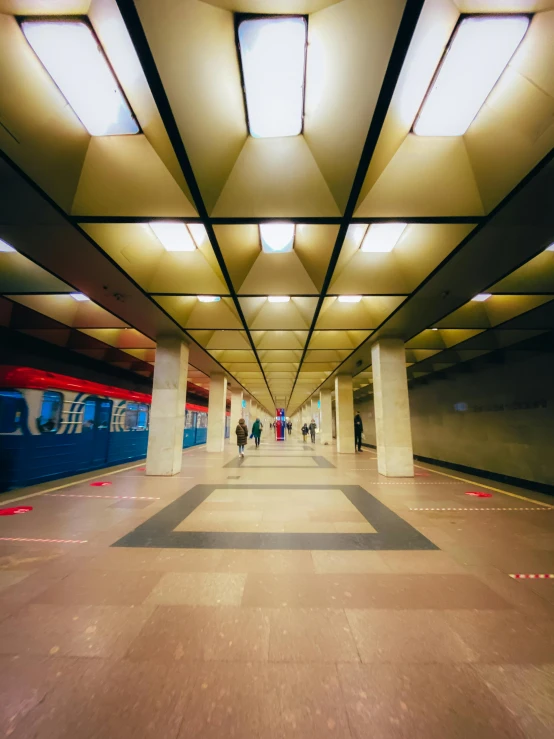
<box><xmin>413</xmin><ymin>462</ymin><xmax>553</xmax><ymax>508</ymax></box>
<box><xmin>0</xmin><ymin>462</ymin><xmax>145</xmax><ymax>506</ymax></box>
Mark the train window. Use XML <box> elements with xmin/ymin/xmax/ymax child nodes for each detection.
<box><xmin>137</xmin><ymin>404</ymin><xmax>149</xmax><ymax>430</ymax></box>
<box><xmin>96</xmin><ymin>400</ymin><xmax>112</xmax><ymax>430</ymax></box>
<box><xmin>82</xmin><ymin>398</ymin><xmax>96</xmax><ymax>431</ymax></box>
<box><xmin>125</xmin><ymin>402</ymin><xmax>138</xmax><ymax>430</ymax></box>
<box><xmin>185</xmin><ymin>409</ymin><xmax>195</xmax><ymax>429</ymax></box>
<box><xmin>0</xmin><ymin>390</ymin><xmax>23</xmax><ymax>433</ymax></box>
<box><xmin>197</xmin><ymin>411</ymin><xmax>208</xmax><ymax>429</ymax></box>
<box><xmin>37</xmin><ymin>391</ymin><xmax>62</xmax><ymax>433</ymax></box>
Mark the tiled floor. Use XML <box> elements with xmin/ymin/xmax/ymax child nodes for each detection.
<box><xmin>1</xmin><ymin>437</ymin><xmax>554</xmax><ymax>738</ymax></box>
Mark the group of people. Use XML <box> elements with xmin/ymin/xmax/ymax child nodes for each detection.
<box><xmin>236</xmin><ymin>410</ymin><xmax>366</xmax><ymax>457</ymax></box>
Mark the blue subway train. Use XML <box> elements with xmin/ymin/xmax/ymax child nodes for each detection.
<box><xmin>0</xmin><ymin>366</ymin><xmax>228</xmax><ymax>492</ymax></box>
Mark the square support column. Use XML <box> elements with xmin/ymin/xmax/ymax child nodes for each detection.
<box><xmin>207</xmin><ymin>374</ymin><xmax>228</xmax><ymax>452</ymax></box>
<box><xmin>230</xmin><ymin>387</ymin><xmax>243</xmax><ymax>431</ymax></box>
<box><xmin>334</xmin><ymin>375</ymin><xmax>355</xmax><ymax>454</ymax></box>
<box><xmin>146</xmin><ymin>336</ymin><xmax>188</xmax><ymax>476</ymax></box>
<box><xmin>319</xmin><ymin>389</ymin><xmax>332</xmax><ymax>446</ymax></box>
<box><xmin>371</xmin><ymin>338</ymin><xmax>414</xmax><ymax>477</ymax></box>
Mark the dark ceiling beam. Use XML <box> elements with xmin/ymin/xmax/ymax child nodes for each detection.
<box><xmin>115</xmin><ymin>0</ymin><xmax>274</xmax><ymax>413</ymax></box>
<box><xmin>287</xmin><ymin>0</ymin><xmax>426</xmax><ymax>413</ymax></box>
<box><xmin>71</xmin><ymin>215</ymin><xmax>483</xmax><ymax>225</ymax></box>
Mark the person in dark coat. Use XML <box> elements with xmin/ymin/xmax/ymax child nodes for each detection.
<box><xmin>309</xmin><ymin>419</ymin><xmax>317</xmax><ymax>443</ymax></box>
<box><xmin>354</xmin><ymin>410</ymin><xmax>363</xmax><ymax>452</ymax></box>
<box><xmin>301</xmin><ymin>422</ymin><xmax>309</xmax><ymax>442</ymax></box>
<box><xmin>252</xmin><ymin>417</ymin><xmax>263</xmax><ymax>448</ymax></box>
<box><xmin>236</xmin><ymin>418</ymin><xmax>248</xmax><ymax>457</ymax></box>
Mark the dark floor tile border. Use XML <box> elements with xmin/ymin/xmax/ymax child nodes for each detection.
<box><xmin>111</xmin><ymin>484</ymin><xmax>438</xmax><ymax>551</ymax></box>
<box><xmin>362</xmin><ymin>443</ymin><xmax>554</xmax><ymax>497</ymax></box>
<box><xmin>224</xmin><ymin>456</ymin><xmax>335</xmax><ymax>469</ymax></box>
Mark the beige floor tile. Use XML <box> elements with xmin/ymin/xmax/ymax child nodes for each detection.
<box><xmin>311</xmin><ymin>551</ymin><xmax>391</xmax><ymax>574</ymax></box>
<box><xmin>145</xmin><ymin>572</ymin><xmax>247</xmax><ymax>606</ymax></box>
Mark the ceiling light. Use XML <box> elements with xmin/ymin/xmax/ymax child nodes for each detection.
<box><xmin>197</xmin><ymin>296</ymin><xmax>220</xmax><ymax>303</ymax></box>
<box><xmin>70</xmin><ymin>293</ymin><xmax>90</xmax><ymax>302</ymax></box>
<box><xmin>431</xmin><ymin>328</ymin><xmax>439</xmax><ymax>331</ymax></box>
<box><xmin>361</xmin><ymin>223</ymin><xmax>407</xmax><ymax>253</ymax></box>
<box><xmin>545</xmin><ymin>243</ymin><xmax>554</xmax><ymax>252</ymax></box>
<box><xmin>413</xmin><ymin>15</ymin><xmax>529</xmax><ymax>136</ymax></box>
<box><xmin>472</xmin><ymin>293</ymin><xmax>492</xmax><ymax>302</ymax></box>
<box><xmin>21</xmin><ymin>19</ymin><xmax>139</xmax><ymax>136</ymax></box>
<box><xmin>0</xmin><ymin>239</ymin><xmax>16</xmax><ymax>253</ymax></box>
<box><xmin>268</xmin><ymin>296</ymin><xmax>291</xmax><ymax>303</ymax></box>
<box><xmin>238</xmin><ymin>16</ymin><xmax>307</xmax><ymax>138</ymax></box>
<box><xmin>338</xmin><ymin>295</ymin><xmax>362</xmax><ymax>303</ymax></box>
<box><xmin>260</xmin><ymin>223</ymin><xmax>295</xmax><ymax>253</ymax></box>
<box><xmin>150</xmin><ymin>222</ymin><xmax>196</xmax><ymax>252</ymax></box>
<box><xmin>187</xmin><ymin>224</ymin><xmax>208</xmax><ymax>248</ymax></box>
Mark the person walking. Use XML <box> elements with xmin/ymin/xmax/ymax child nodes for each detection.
<box><xmin>309</xmin><ymin>418</ymin><xmax>317</xmax><ymax>444</ymax></box>
<box><xmin>236</xmin><ymin>418</ymin><xmax>248</xmax><ymax>458</ymax></box>
<box><xmin>354</xmin><ymin>410</ymin><xmax>363</xmax><ymax>452</ymax></box>
<box><xmin>301</xmin><ymin>422</ymin><xmax>309</xmax><ymax>442</ymax></box>
<box><xmin>287</xmin><ymin>421</ymin><xmax>292</xmax><ymax>436</ymax></box>
<box><xmin>252</xmin><ymin>417</ymin><xmax>263</xmax><ymax>448</ymax></box>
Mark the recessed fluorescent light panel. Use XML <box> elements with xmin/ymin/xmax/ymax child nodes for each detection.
<box><xmin>268</xmin><ymin>296</ymin><xmax>290</xmax><ymax>303</ymax></box>
<box><xmin>21</xmin><ymin>19</ymin><xmax>139</xmax><ymax>137</ymax></box>
<box><xmin>150</xmin><ymin>222</ymin><xmax>196</xmax><ymax>252</ymax></box>
<box><xmin>70</xmin><ymin>293</ymin><xmax>90</xmax><ymax>301</ymax></box>
<box><xmin>0</xmin><ymin>239</ymin><xmax>16</xmax><ymax>253</ymax></box>
<box><xmin>361</xmin><ymin>223</ymin><xmax>407</xmax><ymax>253</ymax></box>
<box><xmin>260</xmin><ymin>223</ymin><xmax>295</xmax><ymax>253</ymax></box>
<box><xmin>545</xmin><ymin>243</ymin><xmax>554</xmax><ymax>252</ymax></box>
<box><xmin>414</xmin><ymin>15</ymin><xmax>530</xmax><ymax>136</ymax></box>
<box><xmin>238</xmin><ymin>16</ymin><xmax>307</xmax><ymax>138</ymax></box>
<box><xmin>187</xmin><ymin>224</ymin><xmax>208</xmax><ymax>248</ymax></box>
<box><xmin>338</xmin><ymin>296</ymin><xmax>362</xmax><ymax>303</ymax></box>
<box><xmin>472</xmin><ymin>293</ymin><xmax>492</xmax><ymax>302</ymax></box>
<box><xmin>197</xmin><ymin>296</ymin><xmax>220</xmax><ymax>303</ymax></box>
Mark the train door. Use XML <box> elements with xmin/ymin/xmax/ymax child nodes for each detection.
<box><xmin>82</xmin><ymin>397</ymin><xmax>113</xmax><ymax>467</ymax></box>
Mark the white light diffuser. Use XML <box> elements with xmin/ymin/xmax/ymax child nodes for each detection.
<box><xmin>545</xmin><ymin>243</ymin><xmax>554</xmax><ymax>252</ymax></box>
<box><xmin>414</xmin><ymin>15</ymin><xmax>529</xmax><ymax>136</ymax></box>
<box><xmin>21</xmin><ymin>20</ymin><xmax>139</xmax><ymax>137</ymax></box>
<box><xmin>268</xmin><ymin>296</ymin><xmax>290</xmax><ymax>303</ymax></box>
<box><xmin>472</xmin><ymin>293</ymin><xmax>491</xmax><ymax>302</ymax></box>
<box><xmin>260</xmin><ymin>223</ymin><xmax>295</xmax><ymax>253</ymax></box>
<box><xmin>0</xmin><ymin>239</ymin><xmax>16</xmax><ymax>253</ymax></box>
<box><xmin>70</xmin><ymin>293</ymin><xmax>90</xmax><ymax>301</ymax></box>
<box><xmin>187</xmin><ymin>224</ymin><xmax>208</xmax><ymax>248</ymax></box>
<box><xmin>197</xmin><ymin>296</ymin><xmax>220</xmax><ymax>303</ymax></box>
<box><xmin>361</xmin><ymin>223</ymin><xmax>407</xmax><ymax>253</ymax></box>
<box><xmin>238</xmin><ymin>16</ymin><xmax>307</xmax><ymax>138</ymax></box>
<box><xmin>150</xmin><ymin>222</ymin><xmax>196</xmax><ymax>252</ymax></box>
<box><xmin>338</xmin><ymin>295</ymin><xmax>362</xmax><ymax>303</ymax></box>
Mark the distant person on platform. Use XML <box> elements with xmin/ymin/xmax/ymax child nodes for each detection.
<box><xmin>354</xmin><ymin>410</ymin><xmax>364</xmax><ymax>452</ymax></box>
<box><xmin>309</xmin><ymin>419</ymin><xmax>317</xmax><ymax>444</ymax></box>
<box><xmin>287</xmin><ymin>421</ymin><xmax>292</xmax><ymax>436</ymax></box>
<box><xmin>236</xmin><ymin>418</ymin><xmax>248</xmax><ymax>458</ymax></box>
<box><xmin>301</xmin><ymin>422</ymin><xmax>309</xmax><ymax>442</ymax></box>
<box><xmin>252</xmin><ymin>417</ymin><xmax>263</xmax><ymax>448</ymax></box>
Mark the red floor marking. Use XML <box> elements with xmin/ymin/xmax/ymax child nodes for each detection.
<box><xmin>510</xmin><ymin>574</ymin><xmax>554</xmax><ymax>579</ymax></box>
<box><xmin>90</xmin><ymin>481</ymin><xmax>112</xmax><ymax>487</ymax></box>
<box><xmin>137</xmin><ymin>467</ymin><xmax>146</xmax><ymax>471</ymax></box>
<box><xmin>414</xmin><ymin>472</ymin><xmax>430</xmax><ymax>477</ymax></box>
<box><xmin>0</xmin><ymin>537</ymin><xmax>87</xmax><ymax>544</ymax></box>
<box><xmin>0</xmin><ymin>506</ymin><xmax>33</xmax><ymax>516</ymax></box>
<box><xmin>46</xmin><ymin>494</ymin><xmax>159</xmax><ymax>500</ymax></box>
<box><xmin>410</xmin><ymin>507</ymin><xmax>550</xmax><ymax>511</ymax></box>
<box><xmin>465</xmin><ymin>491</ymin><xmax>493</xmax><ymax>498</ymax></box>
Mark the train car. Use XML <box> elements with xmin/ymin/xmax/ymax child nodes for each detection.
<box><xmin>0</xmin><ymin>366</ymin><xmax>228</xmax><ymax>493</ymax></box>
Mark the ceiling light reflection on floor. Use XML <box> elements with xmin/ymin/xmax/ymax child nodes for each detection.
<box><xmin>149</xmin><ymin>222</ymin><xmax>196</xmax><ymax>252</ymax></box>
<box><xmin>338</xmin><ymin>296</ymin><xmax>362</xmax><ymax>303</ymax></box>
<box><xmin>413</xmin><ymin>15</ymin><xmax>530</xmax><ymax>136</ymax></box>
<box><xmin>361</xmin><ymin>223</ymin><xmax>407</xmax><ymax>252</ymax></box>
<box><xmin>260</xmin><ymin>223</ymin><xmax>295</xmax><ymax>253</ymax></box>
<box><xmin>21</xmin><ymin>19</ymin><xmax>139</xmax><ymax>136</ymax></box>
<box><xmin>238</xmin><ymin>16</ymin><xmax>307</xmax><ymax>138</ymax></box>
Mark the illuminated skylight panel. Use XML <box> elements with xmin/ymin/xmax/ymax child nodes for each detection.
<box><xmin>21</xmin><ymin>20</ymin><xmax>139</xmax><ymax>137</ymax></box>
<box><xmin>361</xmin><ymin>223</ymin><xmax>407</xmax><ymax>253</ymax></box>
<box><xmin>0</xmin><ymin>239</ymin><xmax>16</xmax><ymax>252</ymax></box>
<box><xmin>472</xmin><ymin>293</ymin><xmax>492</xmax><ymax>302</ymax></box>
<box><xmin>338</xmin><ymin>295</ymin><xmax>362</xmax><ymax>303</ymax></box>
<box><xmin>238</xmin><ymin>16</ymin><xmax>307</xmax><ymax>138</ymax></box>
<box><xmin>197</xmin><ymin>296</ymin><xmax>220</xmax><ymax>303</ymax></box>
<box><xmin>187</xmin><ymin>224</ymin><xmax>208</xmax><ymax>248</ymax></box>
<box><xmin>70</xmin><ymin>293</ymin><xmax>89</xmax><ymax>301</ymax></box>
<box><xmin>150</xmin><ymin>222</ymin><xmax>196</xmax><ymax>252</ymax></box>
<box><xmin>260</xmin><ymin>223</ymin><xmax>295</xmax><ymax>253</ymax></box>
<box><xmin>545</xmin><ymin>243</ymin><xmax>554</xmax><ymax>252</ymax></box>
<box><xmin>414</xmin><ymin>15</ymin><xmax>530</xmax><ymax>136</ymax></box>
<box><xmin>268</xmin><ymin>296</ymin><xmax>290</xmax><ymax>303</ymax></box>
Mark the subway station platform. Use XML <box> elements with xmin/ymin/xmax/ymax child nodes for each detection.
<box><xmin>1</xmin><ymin>435</ymin><xmax>554</xmax><ymax>739</ymax></box>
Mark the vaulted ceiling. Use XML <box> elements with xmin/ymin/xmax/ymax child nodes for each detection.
<box><xmin>1</xmin><ymin>0</ymin><xmax>553</xmax><ymax>415</ymax></box>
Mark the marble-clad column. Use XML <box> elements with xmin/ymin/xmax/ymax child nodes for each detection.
<box><xmin>146</xmin><ymin>336</ymin><xmax>188</xmax><ymax>476</ymax></box>
<box><xmin>334</xmin><ymin>375</ymin><xmax>355</xmax><ymax>454</ymax></box>
<box><xmin>319</xmin><ymin>389</ymin><xmax>332</xmax><ymax>446</ymax></box>
<box><xmin>371</xmin><ymin>338</ymin><xmax>414</xmax><ymax>477</ymax></box>
<box><xmin>206</xmin><ymin>374</ymin><xmax>227</xmax><ymax>452</ymax></box>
